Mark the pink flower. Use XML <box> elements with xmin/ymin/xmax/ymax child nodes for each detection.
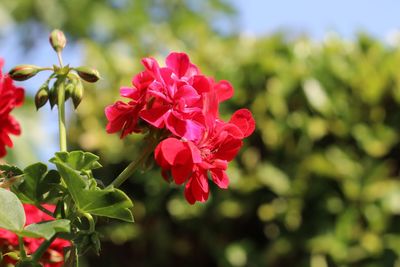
<box><xmin>155</xmin><ymin>104</ymin><xmax>255</xmax><ymax>204</ymax></box>
<box><xmin>0</xmin><ymin>59</ymin><xmax>24</xmax><ymax>158</ymax></box>
<box><xmin>0</xmin><ymin>204</ymin><xmax>70</xmax><ymax>267</ymax></box>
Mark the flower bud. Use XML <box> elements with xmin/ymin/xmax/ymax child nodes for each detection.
<box><xmin>49</xmin><ymin>85</ymin><xmax>58</xmax><ymax>109</ymax></box>
<box><xmin>49</xmin><ymin>29</ymin><xmax>67</xmax><ymax>53</ymax></box>
<box><xmin>65</xmin><ymin>81</ymin><xmax>74</xmax><ymax>100</ymax></box>
<box><xmin>74</xmin><ymin>66</ymin><xmax>101</xmax><ymax>83</ymax></box>
<box><xmin>8</xmin><ymin>65</ymin><xmax>41</xmax><ymax>81</ymax></box>
<box><xmin>34</xmin><ymin>84</ymin><xmax>49</xmax><ymax>110</ymax></box>
<box><xmin>72</xmin><ymin>79</ymin><xmax>84</xmax><ymax>109</ymax></box>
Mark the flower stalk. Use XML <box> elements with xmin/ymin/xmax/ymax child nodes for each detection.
<box><xmin>108</xmin><ymin>138</ymin><xmax>157</xmax><ymax>188</ymax></box>
<box><xmin>57</xmin><ymin>76</ymin><xmax>67</xmax><ymax>152</ymax></box>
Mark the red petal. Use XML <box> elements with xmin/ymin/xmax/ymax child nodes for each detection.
<box><xmin>191</xmin><ymin>172</ymin><xmax>209</xmax><ymax>202</ymax></box>
<box><xmin>187</xmin><ymin>141</ymin><xmax>202</xmax><ymax>163</ymax></box>
<box><xmin>215</xmin><ymin>136</ymin><xmax>243</xmax><ymax>161</ymax></box>
<box><xmin>141</xmin><ymin>57</ymin><xmax>162</xmax><ymax>81</ymax></box>
<box><xmin>14</xmin><ymin>88</ymin><xmax>24</xmax><ymax>107</ymax></box>
<box><xmin>132</xmin><ymin>70</ymin><xmax>153</xmax><ymax>90</ymax></box>
<box><xmin>157</xmin><ymin>138</ymin><xmax>189</xmax><ymax>166</ymax></box>
<box><xmin>174</xmin><ymin>85</ymin><xmax>200</xmax><ymax>105</ymax></box>
<box><xmin>154</xmin><ymin>142</ymin><xmax>170</xmax><ymax>169</ymax></box>
<box><xmin>191</xmin><ymin>75</ymin><xmax>210</xmax><ymax>93</ymax></box>
<box><xmin>166</xmin><ymin>114</ymin><xmax>204</xmax><ymax>141</ymax></box>
<box><xmin>184</xmin><ymin>180</ymin><xmax>196</xmax><ymax>204</ymax></box>
<box><xmin>105</xmin><ymin>101</ymin><xmax>141</xmax><ymax>137</ymax></box>
<box><xmin>229</xmin><ymin>109</ymin><xmax>256</xmax><ymax>138</ymax></box>
<box><xmin>140</xmin><ymin>106</ymin><xmax>169</xmax><ymax>128</ymax></box>
<box><xmin>215</xmin><ymin>80</ymin><xmax>233</xmax><ymax>103</ymax></box>
<box><xmin>210</xmin><ymin>169</ymin><xmax>229</xmax><ymax>189</ymax></box>
<box><xmin>166</xmin><ymin>52</ymin><xmax>190</xmax><ymax>78</ymax></box>
<box><xmin>171</xmin><ymin>164</ymin><xmax>192</xmax><ymax>184</ymax></box>
<box><xmin>184</xmin><ymin>172</ymin><xmax>209</xmax><ymax>204</ymax></box>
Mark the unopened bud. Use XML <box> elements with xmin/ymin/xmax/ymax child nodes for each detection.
<box><xmin>8</xmin><ymin>65</ymin><xmax>41</xmax><ymax>81</ymax></box>
<box><xmin>65</xmin><ymin>81</ymin><xmax>74</xmax><ymax>100</ymax></box>
<box><xmin>74</xmin><ymin>66</ymin><xmax>100</xmax><ymax>83</ymax></box>
<box><xmin>72</xmin><ymin>79</ymin><xmax>84</xmax><ymax>109</ymax></box>
<box><xmin>49</xmin><ymin>29</ymin><xmax>67</xmax><ymax>53</ymax></box>
<box><xmin>35</xmin><ymin>84</ymin><xmax>49</xmax><ymax>110</ymax></box>
<box><xmin>49</xmin><ymin>85</ymin><xmax>58</xmax><ymax>109</ymax></box>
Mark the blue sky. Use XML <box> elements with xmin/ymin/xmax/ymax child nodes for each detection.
<box><xmin>232</xmin><ymin>0</ymin><xmax>400</xmax><ymax>40</ymax></box>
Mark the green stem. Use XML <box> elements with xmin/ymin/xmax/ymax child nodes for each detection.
<box><xmin>56</xmin><ymin>51</ymin><xmax>67</xmax><ymax>152</ymax></box>
<box><xmin>57</xmin><ymin>80</ymin><xmax>67</xmax><ymax>152</ymax></box>
<box><xmin>31</xmin><ymin>234</ymin><xmax>57</xmax><ymax>262</ymax></box>
<box><xmin>18</xmin><ymin>236</ymin><xmax>27</xmax><ymax>260</ymax></box>
<box><xmin>107</xmin><ymin>139</ymin><xmax>157</xmax><ymax>188</ymax></box>
<box><xmin>57</xmin><ymin>52</ymin><xmax>64</xmax><ymax>67</ymax></box>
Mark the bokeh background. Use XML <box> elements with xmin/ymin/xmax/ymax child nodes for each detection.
<box><xmin>2</xmin><ymin>0</ymin><xmax>400</xmax><ymax>266</ymax></box>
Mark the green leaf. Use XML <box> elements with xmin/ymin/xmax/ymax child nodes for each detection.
<box><xmin>0</xmin><ymin>188</ymin><xmax>25</xmax><ymax>232</ymax></box>
<box><xmin>51</xmin><ymin>154</ymin><xmax>133</xmax><ymax>222</ymax></box>
<box><xmin>20</xmin><ymin>219</ymin><xmax>70</xmax><ymax>240</ymax></box>
<box><xmin>51</xmin><ymin>151</ymin><xmax>102</xmax><ymax>171</ymax></box>
<box><xmin>12</xmin><ymin>163</ymin><xmax>61</xmax><ymax>204</ymax></box>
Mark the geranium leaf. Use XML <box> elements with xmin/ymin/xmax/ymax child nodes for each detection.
<box><xmin>12</xmin><ymin>163</ymin><xmax>61</xmax><ymax>204</ymax></box>
<box><xmin>0</xmin><ymin>188</ymin><xmax>25</xmax><ymax>232</ymax></box>
<box><xmin>50</xmin><ymin>151</ymin><xmax>102</xmax><ymax>171</ymax></box>
<box><xmin>51</xmin><ymin>153</ymin><xmax>133</xmax><ymax>222</ymax></box>
<box><xmin>20</xmin><ymin>219</ymin><xmax>70</xmax><ymax>240</ymax></box>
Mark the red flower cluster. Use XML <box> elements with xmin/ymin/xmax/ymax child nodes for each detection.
<box><xmin>106</xmin><ymin>52</ymin><xmax>255</xmax><ymax>204</ymax></box>
<box><xmin>0</xmin><ymin>59</ymin><xmax>24</xmax><ymax>158</ymax></box>
<box><xmin>0</xmin><ymin>204</ymin><xmax>70</xmax><ymax>266</ymax></box>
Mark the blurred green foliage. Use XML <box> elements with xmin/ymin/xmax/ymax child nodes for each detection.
<box><xmin>2</xmin><ymin>1</ymin><xmax>400</xmax><ymax>267</ymax></box>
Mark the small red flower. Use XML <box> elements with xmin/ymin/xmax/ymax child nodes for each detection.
<box><xmin>0</xmin><ymin>204</ymin><xmax>70</xmax><ymax>267</ymax></box>
<box><xmin>0</xmin><ymin>59</ymin><xmax>24</xmax><ymax>158</ymax></box>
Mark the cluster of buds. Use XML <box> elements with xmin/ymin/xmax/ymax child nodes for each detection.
<box><xmin>8</xmin><ymin>29</ymin><xmax>100</xmax><ymax>110</ymax></box>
